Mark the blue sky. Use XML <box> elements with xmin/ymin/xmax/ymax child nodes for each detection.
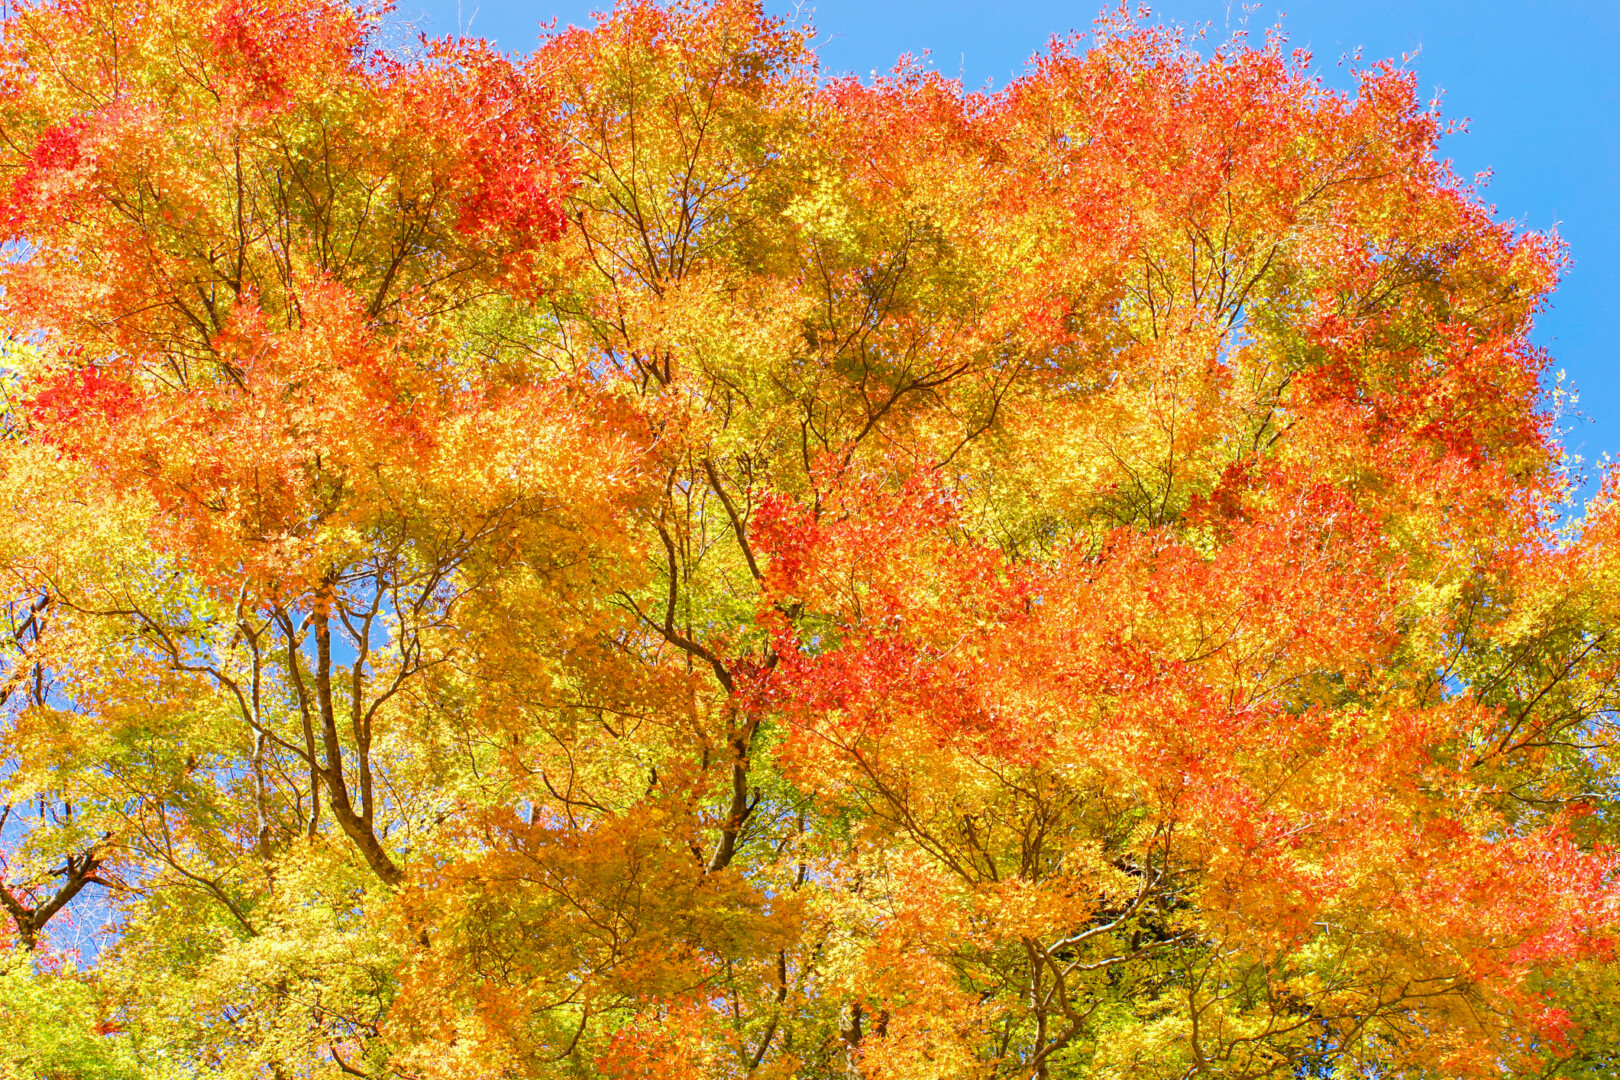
<box><xmin>396</xmin><ymin>0</ymin><xmax>1619</xmax><ymax>500</ymax></box>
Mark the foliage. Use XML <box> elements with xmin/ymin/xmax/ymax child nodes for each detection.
<box><xmin>0</xmin><ymin>0</ymin><xmax>1616</xmax><ymax>1077</ymax></box>
<box><xmin>0</xmin><ymin>955</ymin><xmax>144</xmax><ymax>1080</ymax></box>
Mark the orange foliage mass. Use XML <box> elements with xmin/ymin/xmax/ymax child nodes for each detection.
<box><xmin>0</xmin><ymin>0</ymin><xmax>1615</xmax><ymax>1076</ymax></box>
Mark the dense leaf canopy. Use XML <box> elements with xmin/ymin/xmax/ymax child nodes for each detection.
<box><xmin>0</xmin><ymin>0</ymin><xmax>1616</xmax><ymax>1077</ymax></box>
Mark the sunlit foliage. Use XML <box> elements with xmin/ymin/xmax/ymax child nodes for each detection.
<box><xmin>0</xmin><ymin>0</ymin><xmax>1616</xmax><ymax>1076</ymax></box>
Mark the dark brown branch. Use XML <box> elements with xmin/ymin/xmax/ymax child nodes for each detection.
<box><xmin>0</xmin><ymin>848</ymin><xmax>109</xmax><ymax>951</ymax></box>
<box><xmin>702</xmin><ymin>458</ymin><xmax>763</xmax><ymax>582</ymax></box>
<box><xmin>312</xmin><ymin>586</ymin><xmax>402</xmax><ymax>888</ymax></box>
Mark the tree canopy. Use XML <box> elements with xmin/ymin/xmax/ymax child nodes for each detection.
<box><xmin>0</xmin><ymin>0</ymin><xmax>1617</xmax><ymax>1076</ymax></box>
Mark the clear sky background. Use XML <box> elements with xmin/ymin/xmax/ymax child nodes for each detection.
<box><xmin>397</xmin><ymin>0</ymin><xmax>1619</xmax><ymax>501</ymax></box>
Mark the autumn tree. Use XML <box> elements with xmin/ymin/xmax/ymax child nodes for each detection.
<box><xmin>0</xmin><ymin>0</ymin><xmax>1616</xmax><ymax>1077</ymax></box>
